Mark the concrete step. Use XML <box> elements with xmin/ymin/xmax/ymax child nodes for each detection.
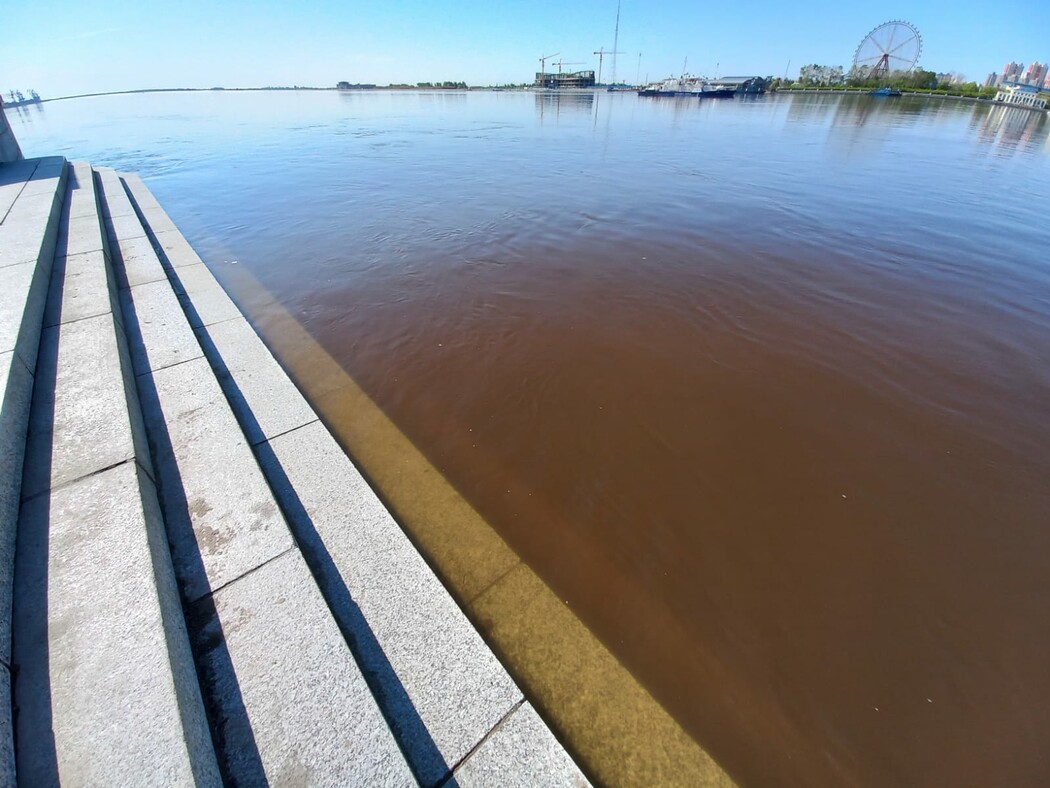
<box><xmin>98</xmin><ymin>169</ymin><xmax>419</xmax><ymax>784</ymax></box>
<box><xmin>0</xmin><ymin>155</ymin><xmax>67</xmax><ymax>784</ymax></box>
<box><xmin>121</xmin><ymin>172</ymin><xmax>591</xmax><ymax>785</ymax></box>
<box><xmin>10</xmin><ymin>161</ymin><xmax>219</xmax><ymax>785</ymax></box>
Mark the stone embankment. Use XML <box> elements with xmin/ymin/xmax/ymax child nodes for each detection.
<box><xmin>0</xmin><ymin>156</ymin><xmax>589</xmax><ymax>785</ymax></box>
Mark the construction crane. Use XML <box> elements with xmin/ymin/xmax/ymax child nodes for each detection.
<box><xmin>593</xmin><ymin>47</ymin><xmax>625</xmax><ymax>85</ymax></box>
<box><xmin>552</xmin><ymin>60</ymin><xmax>584</xmax><ymax>74</ymax></box>
<box><xmin>538</xmin><ymin>52</ymin><xmax>560</xmax><ymax>77</ymax></box>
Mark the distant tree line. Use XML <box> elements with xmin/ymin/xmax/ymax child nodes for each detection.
<box><xmin>774</xmin><ymin>68</ymin><xmax>999</xmax><ymax>99</ymax></box>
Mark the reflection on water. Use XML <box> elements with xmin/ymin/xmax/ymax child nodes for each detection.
<box><xmin>10</xmin><ymin>91</ymin><xmax>1050</xmax><ymax>787</ymax></box>
<box><xmin>534</xmin><ymin>90</ymin><xmax>595</xmax><ymax>122</ymax></box>
<box><xmin>973</xmin><ymin>103</ymin><xmax>1050</xmax><ymax>155</ymax></box>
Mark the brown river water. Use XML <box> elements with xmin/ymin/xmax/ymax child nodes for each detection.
<box><xmin>14</xmin><ymin>90</ymin><xmax>1050</xmax><ymax>785</ymax></box>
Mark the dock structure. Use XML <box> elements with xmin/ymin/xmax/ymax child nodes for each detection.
<box><xmin>0</xmin><ymin>156</ymin><xmax>589</xmax><ymax>785</ymax></box>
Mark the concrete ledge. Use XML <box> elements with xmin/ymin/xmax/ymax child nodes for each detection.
<box><xmin>9</xmin><ymin>160</ymin><xmax>219</xmax><ymax>785</ymax></box>
<box><xmin>13</xmin><ymin>462</ymin><xmax>220</xmax><ymax>786</ymax></box>
<box><xmin>0</xmin><ymin>352</ymin><xmax>32</xmax><ymax>664</ymax></box>
<box><xmin>118</xmin><ymin>278</ymin><xmax>204</xmax><ymax>374</ymax></box>
<box><xmin>191</xmin><ymin>548</ymin><xmax>414</xmax><ymax>784</ymax></box>
<box><xmin>454</xmin><ymin>702</ymin><xmax>589</xmax><ymax>787</ymax></box>
<box><xmin>0</xmin><ymin>158</ymin><xmax>66</xmax><ymax>673</ymax></box>
<box><xmin>264</xmin><ymin>421</ymin><xmax>528</xmax><ymax>783</ymax></box>
<box><xmin>112</xmin><ymin>235</ymin><xmax>167</xmax><ymax>289</ymax></box>
<box><xmin>198</xmin><ymin>317</ymin><xmax>317</xmax><ymax>445</ymax></box>
<box><xmin>142</xmin><ymin>355</ymin><xmax>293</xmax><ymax>602</ymax></box>
<box><xmin>42</xmin><ymin>250</ymin><xmax>112</xmax><ymax>328</ymax></box>
<box><xmin>0</xmin><ymin>161</ymin><xmax>37</xmax><ymax>219</ymax></box>
<box><xmin>22</xmin><ymin>313</ymin><xmax>137</xmax><ymax>500</ymax></box>
<box><xmin>171</xmin><ymin>262</ymin><xmax>242</xmax><ymax>327</ymax></box>
<box><xmin>0</xmin><ymin>259</ymin><xmax>51</xmax><ymax>371</ymax></box>
<box><xmin>151</xmin><ymin>228</ymin><xmax>205</xmax><ymax>269</ymax></box>
<box><xmin>64</xmin><ymin>163</ymin><xmax>101</xmax><ymax>220</ymax></box>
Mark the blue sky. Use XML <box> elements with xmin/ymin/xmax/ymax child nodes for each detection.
<box><xmin>3</xmin><ymin>0</ymin><xmax>1047</xmax><ymax>95</ymax></box>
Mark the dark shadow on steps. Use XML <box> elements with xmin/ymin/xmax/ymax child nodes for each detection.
<box><xmin>10</xmin><ymin>296</ymin><xmax>61</xmax><ymax>786</ymax></box>
<box><xmin>124</xmin><ymin>173</ymin><xmax>456</xmax><ymax>786</ymax></box>
<box><xmin>9</xmin><ymin>164</ymin><xmax>74</xmax><ymax>782</ymax></box>
<box><xmin>100</xmin><ymin>187</ymin><xmax>221</xmax><ymax>785</ymax></box>
<box><xmin>116</xmin><ymin>285</ymin><xmax>268</xmax><ymax>787</ymax></box>
<box><xmin>186</xmin><ymin>304</ymin><xmax>456</xmax><ymax>788</ymax></box>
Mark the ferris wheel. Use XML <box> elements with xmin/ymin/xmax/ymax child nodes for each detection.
<box><xmin>852</xmin><ymin>20</ymin><xmax>922</xmax><ymax>81</ymax></box>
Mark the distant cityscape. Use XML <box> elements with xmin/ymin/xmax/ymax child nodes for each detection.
<box><xmin>985</xmin><ymin>61</ymin><xmax>1049</xmax><ymax>90</ymax></box>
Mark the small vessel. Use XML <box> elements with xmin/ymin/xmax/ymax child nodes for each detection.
<box><xmin>868</xmin><ymin>87</ymin><xmax>902</xmax><ymax>97</ymax></box>
<box><xmin>638</xmin><ymin>75</ymin><xmax>735</xmax><ymax>98</ymax></box>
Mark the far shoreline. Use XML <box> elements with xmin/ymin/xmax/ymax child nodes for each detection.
<box><xmin>6</xmin><ymin>86</ymin><xmax>1047</xmax><ymax>117</ymax></box>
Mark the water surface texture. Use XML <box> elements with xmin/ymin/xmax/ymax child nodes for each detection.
<box><xmin>13</xmin><ymin>91</ymin><xmax>1050</xmax><ymax>786</ymax></box>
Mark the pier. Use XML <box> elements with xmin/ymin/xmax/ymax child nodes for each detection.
<box><xmin>0</xmin><ymin>155</ymin><xmax>589</xmax><ymax>784</ymax></box>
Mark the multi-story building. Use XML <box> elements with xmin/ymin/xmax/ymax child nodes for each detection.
<box><xmin>1022</xmin><ymin>61</ymin><xmax>1047</xmax><ymax>86</ymax></box>
<box><xmin>534</xmin><ymin>71</ymin><xmax>596</xmax><ymax>89</ymax></box>
<box><xmin>984</xmin><ymin>72</ymin><xmax>1000</xmax><ymax>88</ymax></box>
<box><xmin>994</xmin><ymin>83</ymin><xmax>1047</xmax><ymax>110</ymax></box>
<box><xmin>1002</xmin><ymin>61</ymin><xmax>1024</xmax><ymax>82</ymax></box>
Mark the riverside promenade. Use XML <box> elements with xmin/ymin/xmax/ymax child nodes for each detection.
<box><xmin>0</xmin><ymin>152</ymin><xmax>590</xmax><ymax>785</ymax></box>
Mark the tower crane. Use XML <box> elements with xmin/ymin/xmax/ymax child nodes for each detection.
<box><xmin>538</xmin><ymin>53</ymin><xmax>560</xmax><ymax>77</ymax></box>
<box><xmin>593</xmin><ymin>47</ymin><xmax>625</xmax><ymax>85</ymax></box>
<box><xmin>553</xmin><ymin>60</ymin><xmax>584</xmax><ymax>74</ymax></box>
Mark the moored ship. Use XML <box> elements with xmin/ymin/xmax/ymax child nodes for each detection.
<box><xmin>638</xmin><ymin>76</ymin><xmax>735</xmax><ymax>98</ymax></box>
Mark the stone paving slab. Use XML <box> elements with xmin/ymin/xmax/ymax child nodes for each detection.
<box><xmin>172</xmin><ymin>262</ymin><xmax>242</xmax><ymax>327</ymax></box>
<box><xmin>43</xmin><ymin>250</ymin><xmax>112</xmax><ymax>328</ymax></box>
<box><xmin>22</xmin><ymin>313</ymin><xmax>137</xmax><ymax>500</ymax></box>
<box><xmin>120</xmin><ymin>172</ymin><xmax>163</xmax><ymax>211</ymax></box>
<box><xmin>0</xmin><ymin>160</ymin><xmax>38</xmax><ymax>218</ymax></box>
<box><xmin>152</xmin><ymin>227</ymin><xmax>204</xmax><ymax>269</ymax></box>
<box><xmin>13</xmin><ymin>461</ymin><xmax>220</xmax><ymax>787</ymax></box>
<box><xmin>199</xmin><ymin>317</ymin><xmax>317</xmax><ymax>444</ymax></box>
<box><xmin>28</xmin><ymin>156</ymin><xmax>66</xmax><ymax>180</ymax></box>
<box><xmin>120</xmin><ymin>173</ymin><xmax>181</xmax><ymax>236</ymax></box>
<box><xmin>0</xmin><ymin>159</ymin><xmax>64</xmax><ymax>678</ymax></box>
<box><xmin>119</xmin><ymin>279</ymin><xmax>204</xmax><ymax>374</ymax></box>
<box><xmin>64</xmin><ymin>163</ymin><xmax>100</xmax><ymax>220</ymax></box>
<box><xmin>0</xmin><ymin>183</ymin><xmax>62</xmax><ymax>268</ymax></box>
<box><xmin>56</xmin><ymin>213</ymin><xmax>105</xmax><ymax>259</ymax></box>
<box><xmin>141</xmin><ymin>205</ymin><xmax>181</xmax><ymax>235</ymax></box>
<box><xmin>144</xmin><ymin>355</ymin><xmax>293</xmax><ymax>602</ymax></box>
<box><xmin>0</xmin><ymin>259</ymin><xmax>49</xmax><ymax>360</ymax></box>
<box><xmin>190</xmin><ymin>548</ymin><xmax>414</xmax><ymax>785</ymax></box>
<box><xmin>107</xmin><ymin>210</ymin><xmax>149</xmax><ymax>243</ymax></box>
<box><xmin>111</xmin><ymin>234</ymin><xmax>167</xmax><ymax>289</ymax></box>
<box><xmin>453</xmin><ymin>702</ymin><xmax>590</xmax><ymax>787</ymax></box>
<box><xmin>264</xmin><ymin>420</ymin><xmax>525</xmax><ymax>783</ymax></box>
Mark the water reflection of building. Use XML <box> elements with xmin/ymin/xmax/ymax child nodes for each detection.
<box><xmin>974</xmin><ymin>103</ymin><xmax>1050</xmax><ymax>154</ymax></box>
<box><xmin>534</xmin><ymin>90</ymin><xmax>595</xmax><ymax>122</ymax></box>
<box><xmin>534</xmin><ymin>71</ymin><xmax>596</xmax><ymax>89</ymax></box>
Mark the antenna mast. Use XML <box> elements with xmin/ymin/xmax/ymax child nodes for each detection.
<box><xmin>611</xmin><ymin>0</ymin><xmax>622</xmax><ymax>85</ymax></box>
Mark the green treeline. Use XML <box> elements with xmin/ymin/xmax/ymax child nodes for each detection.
<box><xmin>772</xmin><ymin>69</ymin><xmax>1000</xmax><ymax>99</ymax></box>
